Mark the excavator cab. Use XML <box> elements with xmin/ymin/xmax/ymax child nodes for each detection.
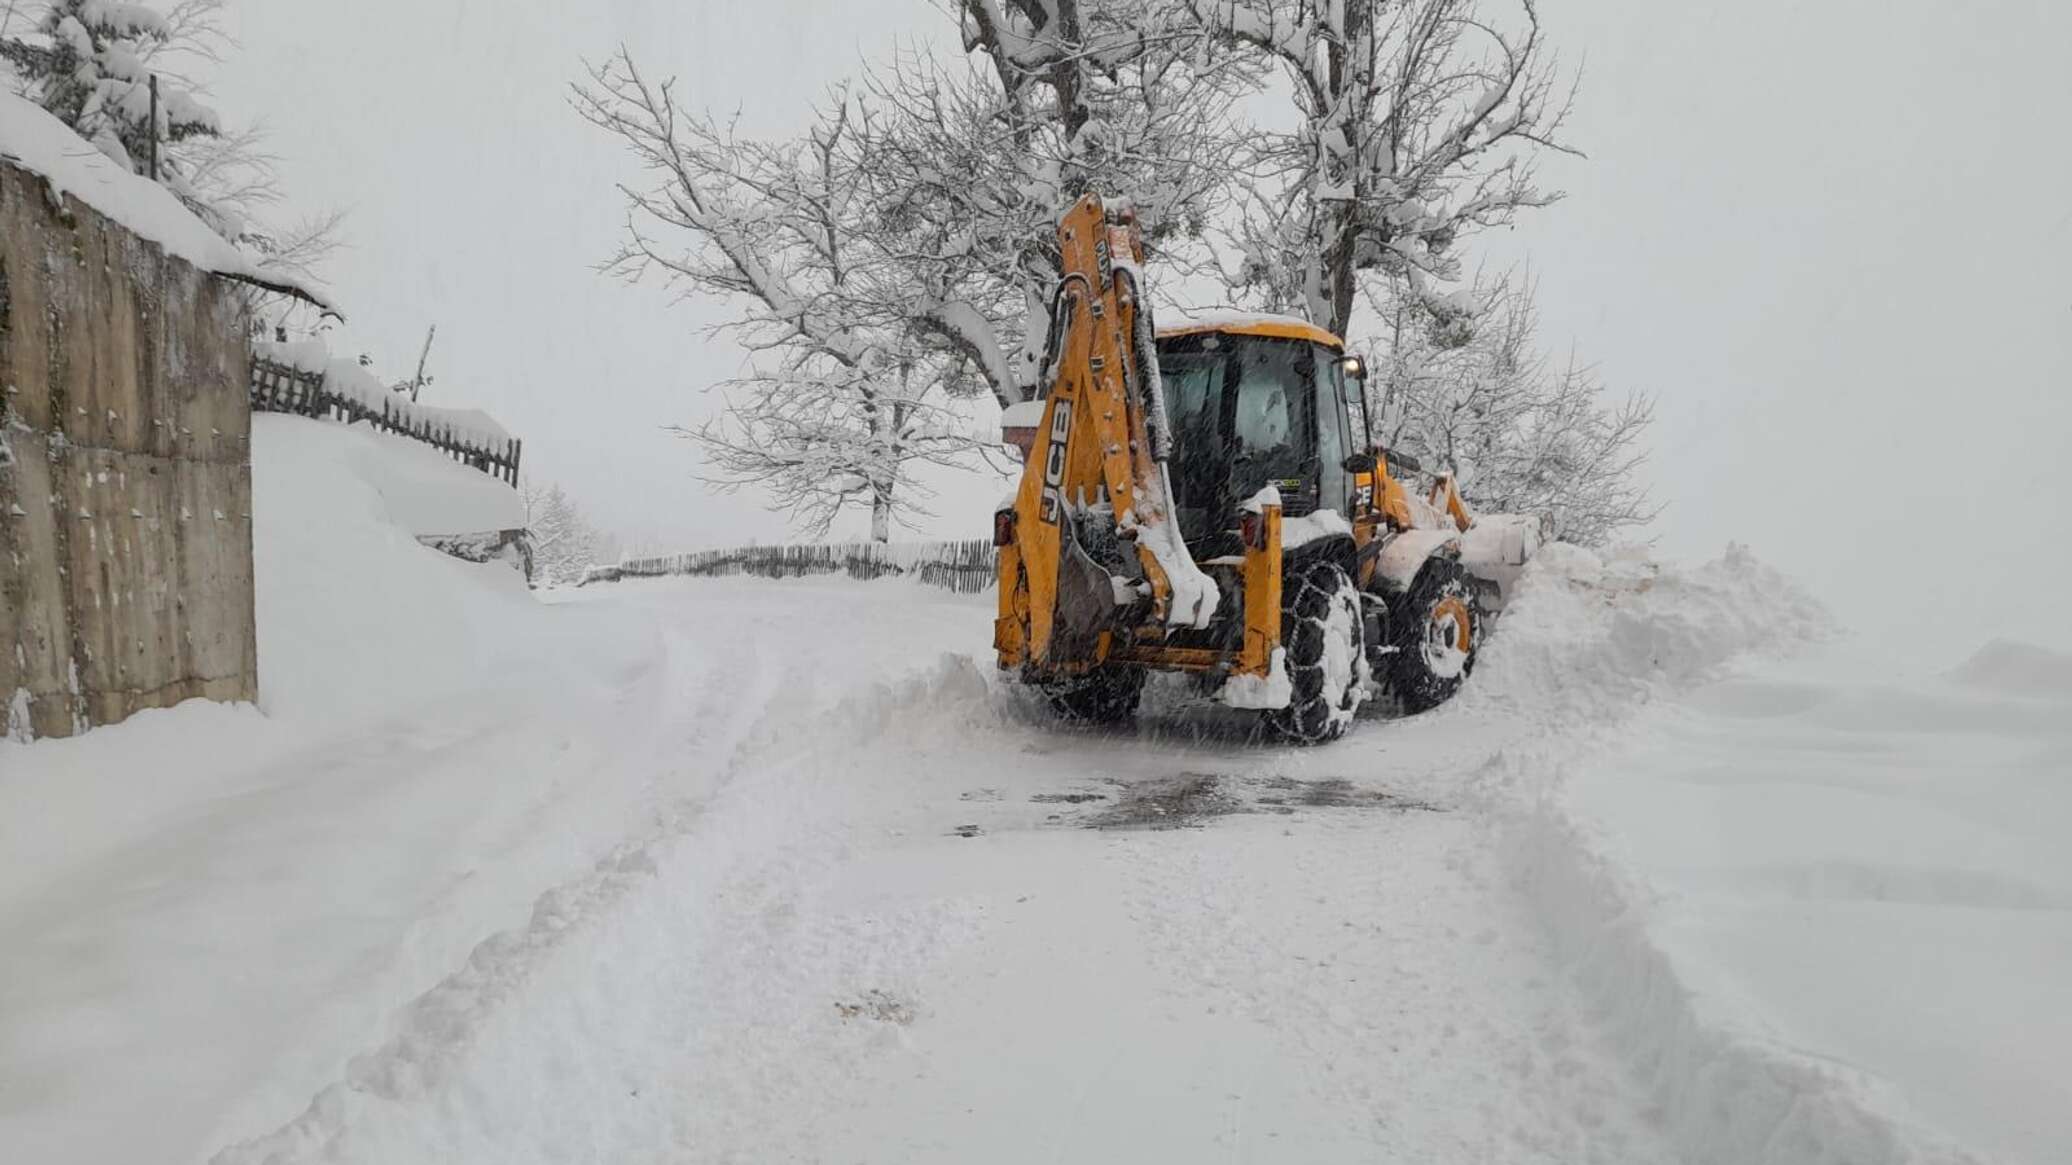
<box><xmin>1155</xmin><ymin>321</ymin><xmax>1368</xmax><ymax>555</ymax></box>
<box><xmin>994</xmin><ymin>195</ymin><xmax>1539</xmax><ymax>743</ymax></box>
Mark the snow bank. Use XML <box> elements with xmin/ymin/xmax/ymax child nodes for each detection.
<box><xmin>1459</xmin><ymin>541</ymin><xmax>1827</xmax><ymax>732</ymax></box>
<box><xmin>251</xmin><ymin>414</ymin><xmax>527</xmax><ymax>718</ymax></box>
<box><xmin>1539</xmin><ymin>639</ymin><xmax>2072</xmax><ymax>1165</ymax></box>
<box><xmin>317</xmin><ymin>416</ymin><xmax>522</xmax><ymax>537</ymax></box>
<box><xmin>0</xmin><ymin>91</ymin><xmax>328</xmax><ymax>304</ymax></box>
<box><xmin>1465</xmin><ymin>544</ymin><xmax>2056</xmax><ymax>1163</ymax></box>
<box><xmin>1944</xmin><ymin>638</ymin><xmax>2072</xmax><ymax>697</ymax></box>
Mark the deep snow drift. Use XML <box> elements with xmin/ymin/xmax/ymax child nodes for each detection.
<box><xmin>1543</xmin><ymin>636</ymin><xmax>2072</xmax><ymax>1164</ymax></box>
<box><xmin>2</xmin><ymin>417</ymin><xmax>2061</xmax><ymax>1164</ymax></box>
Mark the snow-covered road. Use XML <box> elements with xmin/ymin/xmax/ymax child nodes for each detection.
<box><xmin>215</xmin><ymin>578</ymin><xmax>1674</xmax><ymax>1164</ymax></box>
<box><xmin>5</xmin><ymin>417</ymin><xmax>2065</xmax><ymax>1165</ymax></box>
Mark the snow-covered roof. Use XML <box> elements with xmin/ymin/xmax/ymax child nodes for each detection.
<box><xmin>0</xmin><ymin>90</ymin><xmax>333</xmax><ymax>310</ymax></box>
<box><xmin>1154</xmin><ymin>309</ymin><xmax>1343</xmax><ymax>348</ymax></box>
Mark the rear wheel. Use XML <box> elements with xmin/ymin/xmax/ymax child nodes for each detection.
<box><xmin>1266</xmin><ymin>562</ymin><xmax>1369</xmax><ymax>745</ymax></box>
<box><xmin>1388</xmin><ymin>557</ymin><xmax>1478</xmax><ymax>713</ymax></box>
<box><xmin>1043</xmin><ymin>667</ymin><xmax>1146</xmax><ymax>724</ymax></box>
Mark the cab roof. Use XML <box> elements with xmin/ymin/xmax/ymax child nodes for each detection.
<box><xmin>1154</xmin><ymin>310</ymin><xmax>1344</xmax><ymax>351</ymax></box>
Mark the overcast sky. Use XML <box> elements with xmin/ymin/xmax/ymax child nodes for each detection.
<box><xmin>214</xmin><ymin>1</ymin><xmax>2072</xmax><ymax>663</ymax></box>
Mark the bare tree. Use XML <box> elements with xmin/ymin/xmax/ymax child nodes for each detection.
<box><xmin>689</xmin><ymin>354</ymin><xmax>1002</xmax><ymax>541</ymax></box>
<box><xmin>575</xmin><ymin>3</ymin><xmax>1245</xmax><ymax>537</ymax></box>
<box><xmin>577</xmin><ymin>5</ymin><xmax>1637</xmax><ymax>543</ymax></box>
<box><xmin>1368</xmin><ymin>274</ymin><xmax>1657</xmax><ymax>544</ymax></box>
<box><xmin>1185</xmin><ymin>2</ymin><xmax>1651</xmax><ymax>538</ymax></box>
<box><xmin>1188</xmin><ymin>0</ymin><xmax>1577</xmax><ymax>338</ymax></box>
<box><xmin>574</xmin><ymin>54</ymin><xmax>1002</xmax><ymax>540</ymax></box>
<box><xmin>918</xmin><ymin>1</ymin><xmax>1247</xmax><ymax>402</ymax></box>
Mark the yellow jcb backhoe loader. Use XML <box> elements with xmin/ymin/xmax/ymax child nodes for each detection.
<box><xmin>994</xmin><ymin>195</ymin><xmax>1541</xmax><ymax>743</ymax></box>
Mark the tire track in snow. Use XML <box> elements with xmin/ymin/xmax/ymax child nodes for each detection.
<box><xmin>208</xmin><ymin>650</ymin><xmax>993</xmax><ymax>1165</ymax></box>
<box><xmin>217</xmin><ymin>548</ymin><xmax>1955</xmax><ymax>1165</ymax></box>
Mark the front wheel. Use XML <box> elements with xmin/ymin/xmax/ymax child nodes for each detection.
<box><xmin>1265</xmin><ymin>562</ymin><xmax>1369</xmax><ymax>745</ymax></box>
<box><xmin>1388</xmin><ymin>557</ymin><xmax>1479</xmax><ymax>713</ymax></box>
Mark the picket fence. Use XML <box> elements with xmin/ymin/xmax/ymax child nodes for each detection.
<box><xmin>588</xmin><ymin>539</ymin><xmax>998</xmax><ymax>595</ymax></box>
<box><xmin>249</xmin><ymin>350</ymin><xmax>523</xmax><ymax>485</ymax></box>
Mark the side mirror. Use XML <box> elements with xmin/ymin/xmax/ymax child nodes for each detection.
<box><xmin>1341</xmin><ymin>453</ymin><xmax>1378</xmax><ymax>474</ymax></box>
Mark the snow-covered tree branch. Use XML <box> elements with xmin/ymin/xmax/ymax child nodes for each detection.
<box><xmin>1188</xmin><ymin>0</ymin><xmax>1578</xmax><ymax>338</ymax></box>
<box><xmin>575</xmin><ymin>9</ymin><xmax>1242</xmax><ymax>538</ymax></box>
<box><xmin>574</xmin><ymin>50</ymin><xmax>1007</xmax><ymax>540</ymax></box>
<box><xmin>931</xmin><ymin>0</ymin><xmax>1246</xmax><ymax>401</ymax></box>
<box><xmin>1366</xmin><ymin>274</ymin><xmax>1657</xmax><ymax>544</ymax></box>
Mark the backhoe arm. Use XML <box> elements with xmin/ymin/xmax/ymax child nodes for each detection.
<box><xmin>995</xmin><ymin>195</ymin><xmax>1219</xmax><ymax>673</ymax></box>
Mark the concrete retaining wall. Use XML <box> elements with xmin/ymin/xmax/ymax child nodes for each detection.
<box><xmin>0</xmin><ymin>159</ymin><xmax>257</xmax><ymax>741</ymax></box>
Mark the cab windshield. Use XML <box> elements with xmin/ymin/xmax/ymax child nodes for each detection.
<box><xmin>1156</xmin><ymin>332</ymin><xmax>1328</xmax><ymax>548</ymax></box>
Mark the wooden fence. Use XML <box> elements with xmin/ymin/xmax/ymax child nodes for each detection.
<box><xmin>588</xmin><ymin>539</ymin><xmax>998</xmax><ymax>595</ymax></box>
<box><xmin>249</xmin><ymin>355</ymin><xmax>523</xmax><ymax>485</ymax></box>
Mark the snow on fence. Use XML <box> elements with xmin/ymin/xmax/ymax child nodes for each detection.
<box><xmin>586</xmin><ymin>540</ymin><xmax>998</xmax><ymax>594</ymax></box>
<box><xmin>248</xmin><ymin>341</ymin><xmax>522</xmax><ymax>486</ymax></box>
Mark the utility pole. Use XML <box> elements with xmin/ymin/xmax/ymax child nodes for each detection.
<box><xmin>410</xmin><ymin>324</ymin><xmax>437</xmax><ymax>402</ymax></box>
<box><xmin>146</xmin><ymin>75</ymin><xmax>159</xmax><ymax>181</ymax></box>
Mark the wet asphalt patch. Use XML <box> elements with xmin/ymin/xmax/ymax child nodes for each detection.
<box><xmin>1075</xmin><ymin>773</ymin><xmax>1441</xmax><ymax>831</ymax></box>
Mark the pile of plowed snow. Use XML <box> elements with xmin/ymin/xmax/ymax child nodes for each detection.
<box><xmin>1460</xmin><ymin>541</ymin><xmax>1829</xmax><ymax>728</ymax></box>
<box><xmin>1480</xmin><ymin>544</ymin><xmax>2066</xmax><ymax>1164</ymax></box>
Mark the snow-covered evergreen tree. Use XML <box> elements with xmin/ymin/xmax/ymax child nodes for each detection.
<box><xmin>521</xmin><ymin>478</ymin><xmax>614</xmax><ymax>588</ymax></box>
<box><xmin>1</xmin><ymin>0</ymin><xmax>221</xmax><ymax>174</ymax></box>
<box><xmin>2</xmin><ymin>0</ymin><xmax>343</xmax><ymax>317</ymax></box>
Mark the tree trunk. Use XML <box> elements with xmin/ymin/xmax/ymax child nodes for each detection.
<box><xmin>870</xmin><ymin>490</ymin><xmax>892</xmax><ymax>542</ymax></box>
<box><xmin>1316</xmin><ymin>0</ymin><xmax>1375</xmax><ymax>340</ymax></box>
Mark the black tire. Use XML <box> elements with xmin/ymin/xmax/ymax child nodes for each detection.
<box><xmin>1044</xmin><ymin>667</ymin><xmax>1146</xmax><ymax>724</ymax></box>
<box><xmin>1388</xmin><ymin>556</ymin><xmax>1479</xmax><ymax>713</ymax></box>
<box><xmin>1265</xmin><ymin>562</ymin><xmax>1369</xmax><ymax>745</ymax></box>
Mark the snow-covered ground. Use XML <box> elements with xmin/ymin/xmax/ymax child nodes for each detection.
<box><xmin>1</xmin><ymin>415</ymin><xmax>2061</xmax><ymax>1164</ymax></box>
<box><xmin>1538</xmin><ymin>640</ymin><xmax>2072</xmax><ymax>1165</ymax></box>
